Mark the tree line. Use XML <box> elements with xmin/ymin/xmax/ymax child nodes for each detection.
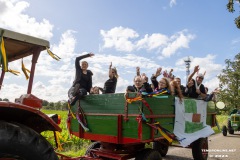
<box><xmin>0</xmin><ymin>98</ymin><xmax>69</xmax><ymax>110</ymax></box>
<box><xmin>42</xmin><ymin>100</ymin><xmax>69</xmax><ymax>110</ymax></box>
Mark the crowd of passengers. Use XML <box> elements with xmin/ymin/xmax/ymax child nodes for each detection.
<box><xmin>68</xmin><ymin>53</ymin><xmax>219</xmax><ymax>105</ymax></box>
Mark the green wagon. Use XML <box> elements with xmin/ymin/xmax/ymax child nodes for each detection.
<box><xmin>66</xmin><ymin>93</ymin><xmax>216</xmax><ymax>160</ymax></box>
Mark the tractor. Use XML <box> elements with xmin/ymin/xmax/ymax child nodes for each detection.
<box><xmin>222</xmin><ymin>109</ymin><xmax>240</xmax><ymax>136</ymax></box>
<box><xmin>0</xmin><ymin>28</ymin><xmax>61</xmax><ymax>160</ymax></box>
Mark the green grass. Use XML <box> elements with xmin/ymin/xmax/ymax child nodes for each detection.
<box><xmin>40</xmin><ymin>109</ymin><xmax>90</xmax><ymax>157</ymax></box>
<box><xmin>40</xmin><ymin>109</ymin><xmax>228</xmax><ymax>157</ymax></box>
<box><xmin>212</xmin><ymin>115</ymin><xmax>228</xmax><ymax>133</ymax></box>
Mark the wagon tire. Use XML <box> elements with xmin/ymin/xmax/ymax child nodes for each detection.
<box><xmin>222</xmin><ymin>125</ymin><xmax>227</xmax><ymax>136</ymax></box>
<box><xmin>191</xmin><ymin>138</ymin><xmax>208</xmax><ymax>160</ymax></box>
<box><xmin>153</xmin><ymin>139</ymin><xmax>169</xmax><ymax>157</ymax></box>
<box><xmin>0</xmin><ymin>121</ymin><xmax>58</xmax><ymax>160</ymax></box>
<box><xmin>85</xmin><ymin>141</ymin><xmax>101</xmax><ymax>156</ymax></box>
<box><xmin>135</xmin><ymin>148</ymin><xmax>162</xmax><ymax>160</ymax></box>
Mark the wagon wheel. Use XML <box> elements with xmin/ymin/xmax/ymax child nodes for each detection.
<box><xmin>222</xmin><ymin>125</ymin><xmax>227</xmax><ymax>136</ymax></box>
<box><xmin>191</xmin><ymin>138</ymin><xmax>208</xmax><ymax>160</ymax></box>
<box><xmin>0</xmin><ymin>121</ymin><xmax>58</xmax><ymax>160</ymax></box>
<box><xmin>85</xmin><ymin>141</ymin><xmax>101</xmax><ymax>156</ymax></box>
<box><xmin>135</xmin><ymin>148</ymin><xmax>162</xmax><ymax>160</ymax></box>
<box><xmin>228</xmin><ymin>120</ymin><xmax>234</xmax><ymax>134</ymax></box>
<box><xmin>153</xmin><ymin>139</ymin><xmax>169</xmax><ymax>157</ymax></box>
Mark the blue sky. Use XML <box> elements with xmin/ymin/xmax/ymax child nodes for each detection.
<box><xmin>0</xmin><ymin>0</ymin><xmax>239</xmax><ymax>102</ymax></box>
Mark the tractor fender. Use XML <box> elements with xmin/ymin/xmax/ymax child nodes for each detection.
<box><xmin>0</xmin><ymin>101</ymin><xmax>61</xmax><ymax>133</ymax></box>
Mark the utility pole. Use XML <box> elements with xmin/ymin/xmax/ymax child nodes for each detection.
<box><xmin>184</xmin><ymin>56</ymin><xmax>191</xmax><ymax>84</ymax></box>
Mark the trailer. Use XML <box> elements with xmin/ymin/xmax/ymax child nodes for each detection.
<box><xmin>64</xmin><ymin>93</ymin><xmax>216</xmax><ymax>160</ymax></box>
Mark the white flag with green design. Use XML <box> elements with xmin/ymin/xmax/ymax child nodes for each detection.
<box><xmin>173</xmin><ymin>97</ymin><xmax>214</xmax><ymax>147</ymax></box>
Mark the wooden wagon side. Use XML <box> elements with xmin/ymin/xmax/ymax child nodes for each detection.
<box><xmin>68</xmin><ymin>94</ymin><xmax>216</xmax><ymax>143</ymax></box>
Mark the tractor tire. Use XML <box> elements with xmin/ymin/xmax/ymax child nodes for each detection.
<box><xmin>0</xmin><ymin>121</ymin><xmax>58</xmax><ymax>160</ymax></box>
<box><xmin>227</xmin><ymin>120</ymin><xmax>234</xmax><ymax>134</ymax></box>
<box><xmin>153</xmin><ymin>139</ymin><xmax>169</xmax><ymax>157</ymax></box>
<box><xmin>85</xmin><ymin>141</ymin><xmax>101</xmax><ymax>156</ymax></box>
<box><xmin>135</xmin><ymin>148</ymin><xmax>162</xmax><ymax>160</ymax></box>
<box><xmin>222</xmin><ymin>125</ymin><xmax>227</xmax><ymax>136</ymax></box>
<box><xmin>191</xmin><ymin>138</ymin><xmax>208</xmax><ymax>160</ymax></box>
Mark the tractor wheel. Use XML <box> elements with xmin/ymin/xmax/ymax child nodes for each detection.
<box><xmin>191</xmin><ymin>138</ymin><xmax>208</xmax><ymax>160</ymax></box>
<box><xmin>227</xmin><ymin>120</ymin><xmax>234</xmax><ymax>134</ymax></box>
<box><xmin>85</xmin><ymin>141</ymin><xmax>101</xmax><ymax>156</ymax></box>
<box><xmin>0</xmin><ymin>121</ymin><xmax>58</xmax><ymax>160</ymax></box>
<box><xmin>135</xmin><ymin>148</ymin><xmax>162</xmax><ymax>160</ymax></box>
<box><xmin>153</xmin><ymin>139</ymin><xmax>169</xmax><ymax>157</ymax></box>
<box><xmin>222</xmin><ymin>125</ymin><xmax>227</xmax><ymax>136</ymax></box>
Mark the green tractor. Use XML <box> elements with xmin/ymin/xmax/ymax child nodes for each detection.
<box><xmin>222</xmin><ymin>108</ymin><xmax>240</xmax><ymax>136</ymax></box>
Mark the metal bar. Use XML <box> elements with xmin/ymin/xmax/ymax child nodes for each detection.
<box><xmin>0</xmin><ymin>70</ymin><xmax>5</xmax><ymax>90</ymax></box>
<box><xmin>53</xmin><ymin>131</ymin><xmax>59</xmax><ymax>149</ymax></box>
<box><xmin>27</xmin><ymin>47</ymin><xmax>41</xmax><ymax>94</ymax></box>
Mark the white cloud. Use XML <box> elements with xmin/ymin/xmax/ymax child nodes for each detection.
<box><xmin>100</xmin><ymin>27</ymin><xmax>195</xmax><ymax>59</ymax></box>
<box><xmin>100</xmin><ymin>26</ymin><xmax>138</xmax><ymax>52</ymax></box>
<box><xmin>136</xmin><ymin>33</ymin><xmax>169</xmax><ymax>50</ymax></box>
<box><xmin>169</xmin><ymin>0</ymin><xmax>177</xmax><ymax>7</ymax></box>
<box><xmin>0</xmin><ymin>0</ymin><xmax>53</xmax><ymax>40</ymax></box>
<box><xmin>161</xmin><ymin>31</ymin><xmax>195</xmax><ymax>57</ymax></box>
<box><xmin>204</xmin><ymin>77</ymin><xmax>220</xmax><ymax>93</ymax></box>
<box><xmin>51</xmin><ymin>30</ymin><xmax>77</xmax><ymax>63</ymax></box>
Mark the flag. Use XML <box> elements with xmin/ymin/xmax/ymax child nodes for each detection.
<box><xmin>0</xmin><ymin>32</ymin><xmax>8</xmax><ymax>72</ymax></box>
<box><xmin>173</xmin><ymin>97</ymin><xmax>214</xmax><ymax>147</ymax></box>
<box><xmin>46</xmin><ymin>47</ymin><xmax>61</xmax><ymax>61</ymax></box>
<box><xmin>22</xmin><ymin>59</ymin><xmax>31</xmax><ymax>80</ymax></box>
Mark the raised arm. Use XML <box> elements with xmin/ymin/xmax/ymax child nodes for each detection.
<box><xmin>188</xmin><ymin>65</ymin><xmax>199</xmax><ymax>83</ymax></box>
<box><xmin>75</xmin><ymin>52</ymin><xmax>94</xmax><ymax>70</ymax></box>
<box><xmin>108</xmin><ymin>62</ymin><xmax>113</xmax><ymax>79</ymax></box>
<box><xmin>151</xmin><ymin>67</ymin><xmax>162</xmax><ymax>89</ymax></box>
<box><xmin>155</xmin><ymin>67</ymin><xmax>162</xmax><ymax>77</ymax></box>
<box><xmin>136</xmin><ymin>67</ymin><xmax>140</xmax><ymax>76</ymax></box>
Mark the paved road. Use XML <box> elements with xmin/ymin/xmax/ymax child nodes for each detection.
<box><xmin>162</xmin><ymin>133</ymin><xmax>240</xmax><ymax>160</ymax></box>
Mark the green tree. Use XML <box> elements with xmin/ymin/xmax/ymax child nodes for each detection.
<box><xmin>227</xmin><ymin>0</ymin><xmax>240</xmax><ymax>29</ymax></box>
<box><xmin>3</xmin><ymin>98</ymin><xmax>9</xmax><ymax>101</ymax></box>
<box><xmin>47</xmin><ymin>102</ymin><xmax>54</xmax><ymax>110</ymax></box>
<box><xmin>218</xmin><ymin>53</ymin><xmax>240</xmax><ymax>110</ymax></box>
<box><xmin>54</xmin><ymin>101</ymin><xmax>62</xmax><ymax>110</ymax></box>
<box><xmin>62</xmin><ymin>101</ymin><xmax>68</xmax><ymax>110</ymax></box>
<box><xmin>42</xmin><ymin>100</ymin><xmax>49</xmax><ymax>106</ymax></box>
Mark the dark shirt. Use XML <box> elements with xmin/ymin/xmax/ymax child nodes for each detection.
<box><xmin>186</xmin><ymin>79</ymin><xmax>206</xmax><ymax>98</ymax></box>
<box><xmin>180</xmin><ymin>85</ymin><xmax>187</xmax><ymax>96</ymax></box>
<box><xmin>103</xmin><ymin>76</ymin><xmax>117</xmax><ymax>93</ymax></box>
<box><xmin>128</xmin><ymin>82</ymin><xmax>153</xmax><ymax>93</ymax></box>
<box><xmin>73</xmin><ymin>54</ymin><xmax>93</xmax><ymax>93</ymax></box>
<box><xmin>151</xmin><ymin>75</ymin><xmax>158</xmax><ymax>90</ymax></box>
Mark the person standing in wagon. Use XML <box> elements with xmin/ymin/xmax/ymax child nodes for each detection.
<box><xmin>186</xmin><ymin>65</ymin><xmax>206</xmax><ymax>99</ymax></box>
<box><xmin>68</xmin><ymin>52</ymin><xmax>94</xmax><ymax>105</ymax></box>
<box><xmin>102</xmin><ymin>62</ymin><xmax>119</xmax><ymax>94</ymax></box>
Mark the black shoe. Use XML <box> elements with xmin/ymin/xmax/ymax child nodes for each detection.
<box><xmin>69</xmin><ymin>96</ymin><xmax>78</xmax><ymax>106</ymax></box>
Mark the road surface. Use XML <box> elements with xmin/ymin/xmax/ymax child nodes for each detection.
<box><xmin>162</xmin><ymin>133</ymin><xmax>239</xmax><ymax>160</ymax></box>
